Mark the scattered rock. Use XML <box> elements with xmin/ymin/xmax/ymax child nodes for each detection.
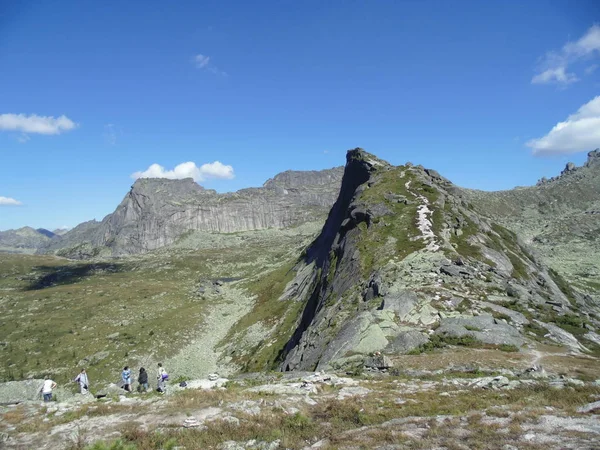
<box><xmin>337</xmin><ymin>386</ymin><xmax>370</xmax><ymax>400</ymax></box>
<box><xmin>577</xmin><ymin>401</ymin><xmax>600</xmax><ymax>413</ymax></box>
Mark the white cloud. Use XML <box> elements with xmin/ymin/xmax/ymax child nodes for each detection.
<box><xmin>194</xmin><ymin>54</ymin><xmax>210</xmax><ymax>69</ymax></box>
<box><xmin>0</xmin><ymin>196</ymin><xmax>22</xmax><ymax>206</ymax></box>
<box><xmin>532</xmin><ymin>24</ymin><xmax>600</xmax><ymax>85</ymax></box>
<box><xmin>531</xmin><ymin>67</ymin><xmax>578</xmax><ymax>85</ymax></box>
<box><xmin>192</xmin><ymin>53</ymin><xmax>227</xmax><ymax>76</ymax></box>
<box><xmin>0</xmin><ymin>113</ymin><xmax>77</xmax><ymax>135</ymax></box>
<box><xmin>563</xmin><ymin>24</ymin><xmax>600</xmax><ymax>57</ymax></box>
<box><xmin>131</xmin><ymin>161</ymin><xmax>235</xmax><ymax>182</ymax></box>
<box><xmin>527</xmin><ymin>95</ymin><xmax>600</xmax><ymax>155</ymax></box>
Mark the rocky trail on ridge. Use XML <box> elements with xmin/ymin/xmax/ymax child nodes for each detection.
<box><xmin>2</xmin><ymin>367</ymin><xmax>600</xmax><ymax>450</ymax></box>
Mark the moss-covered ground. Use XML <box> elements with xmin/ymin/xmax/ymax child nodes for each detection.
<box><xmin>0</xmin><ymin>225</ymin><xmax>320</xmax><ymax>386</ymax></box>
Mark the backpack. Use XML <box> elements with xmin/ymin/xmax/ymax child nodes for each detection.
<box><xmin>161</xmin><ymin>373</ymin><xmax>169</xmax><ymax>381</ymax></box>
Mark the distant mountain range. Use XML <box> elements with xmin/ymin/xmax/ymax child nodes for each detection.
<box><xmin>1</xmin><ymin>167</ymin><xmax>344</xmax><ymax>258</ymax></box>
<box><xmin>0</xmin><ymin>226</ymin><xmax>68</xmax><ymax>254</ymax></box>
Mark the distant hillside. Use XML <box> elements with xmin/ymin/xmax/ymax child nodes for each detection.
<box><xmin>0</xmin><ymin>227</ymin><xmax>56</xmax><ymax>254</ymax></box>
<box><xmin>463</xmin><ymin>149</ymin><xmax>600</xmax><ymax>296</ymax></box>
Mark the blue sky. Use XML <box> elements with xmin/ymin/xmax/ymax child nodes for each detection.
<box><xmin>1</xmin><ymin>0</ymin><xmax>599</xmax><ymax>230</ymax></box>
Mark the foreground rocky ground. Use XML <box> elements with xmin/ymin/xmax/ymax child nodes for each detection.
<box><xmin>1</xmin><ymin>347</ymin><xmax>599</xmax><ymax>450</ymax></box>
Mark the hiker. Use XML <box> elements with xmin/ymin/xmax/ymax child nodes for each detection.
<box><xmin>122</xmin><ymin>366</ymin><xmax>132</xmax><ymax>392</ymax></box>
<box><xmin>138</xmin><ymin>367</ymin><xmax>149</xmax><ymax>392</ymax></box>
<box><xmin>157</xmin><ymin>363</ymin><xmax>168</xmax><ymax>393</ymax></box>
<box><xmin>74</xmin><ymin>368</ymin><xmax>89</xmax><ymax>395</ymax></box>
<box><xmin>40</xmin><ymin>376</ymin><xmax>57</xmax><ymax>402</ymax></box>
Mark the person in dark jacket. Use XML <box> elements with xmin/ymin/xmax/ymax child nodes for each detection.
<box><xmin>138</xmin><ymin>367</ymin><xmax>149</xmax><ymax>392</ymax></box>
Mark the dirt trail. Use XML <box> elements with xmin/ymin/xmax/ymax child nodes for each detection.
<box><xmin>165</xmin><ymin>283</ymin><xmax>255</xmax><ymax>380</ymax></box>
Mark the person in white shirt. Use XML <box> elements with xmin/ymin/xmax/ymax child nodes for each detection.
<box><xmin>74</xmin><ymin>368</ymin><xmax>89</xmax><ymax>394</ymax></box>
<box><xmin>40</xmin><ymin>376</ymin><xmax>57</xmax><ymax>402</ymax></box>
<box><xmin>157</xmin><ymin>363</ymin><xmax>167</xmax><ymax>393</ymax></box>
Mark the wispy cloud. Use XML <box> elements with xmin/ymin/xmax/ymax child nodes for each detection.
<box><xmin>532</xmin><ymin>24</ymin><xmax>600</xmax><ymax>86</ymax></box>
<box><xmin>194</xmin><ymin>54</ymin><xmax>211</xmax><ymax>69</ymax></box>
<box><xmin>0</xmin><ymin>113</ymin><xmax>78</xmax><ymax>135</ymax></box>
<box><xmin>527</xmin><ymin>95</ymin><xmax>600</xmax><ymax>155</ymax></box>
<box><xmin>585</xmin><ymin>64</ymin><xmax>598</xmax><ymax>75</ymax></box>
<box><xmin>131</xmin><ymin>161</ymin><xmax>235</xmax><ymax>182</ymax></box>
<box><xmin>192</xmin><ymin>53</ymin><xmax>227</xmax><ymax>76</ymax></box>
<box><xmin>531</xmin><ymin>67</ymin><xmax>578</xmax><ymax>85</ymax></box>
<box><xmin>0</xmin><ymin>196</ymin><xmax>22</xmax><ymax>206</ymax></box>
<box><xmin>104</xmin><ymin>124</ymin><xmax>117</xmax><ymax>145</ymax></box>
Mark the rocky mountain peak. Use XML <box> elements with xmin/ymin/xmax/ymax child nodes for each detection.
<box><xmin>537</xmin><ymin>148</ymin><xmax>600</xmax><ymax>186</ymax></box>
<box><xmin>41</xmin><ymin>166</ymin><xmax>345</xmax><ymax>257</ymax></box>
<box><xmin>585</xmin><ymin>148</ymin><xmax>600</xmax><ymax>167</ymax></box>
<box><xmin>130</xmin><ymin>177</ymin><xmax>212</xmax><ymax>197</ymax></box>
<box><xmin>346</xmin><ymin>147</ymin><xmax>392</xmax><ymax>170</ymax></box>
<box><xmin>263</xmin><ymin>167</ymin><xmax>343</xmax><ymax>190</ymax></box>
<box><xmin>259</xmin><ymin>148</ymin><xmax>600</xmax><ymax>373</ymax></box>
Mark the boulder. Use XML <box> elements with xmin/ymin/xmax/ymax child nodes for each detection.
<box><xmin>435</xmin><ymin>314</ymin><xmax>526</xmax><ymax>347</ymax></box>
<box><xmin>440</xmin><ymin>262</ymin><xmax>475</xmax><ymax>279</ymax></box>
<box><xmin>561</xmin><ymin>162</ymin><xmax>576</xmax><ymax>175</ymax></box>
<box><xmin>534</xmin><ymin>320</ymin><xmax>589</xmax><ymax>353</ymax></box>
<box><xmin>379</xmin><ymin>289</ymin><xmax>418</xmax><ymax>317</ymax></box>
<box><xmin>315</xmin><ymin>312</ymin><xmax>390</xmax><ymax>370</ymax></box>
<box><xmin>470</xmin><ymin>376</ymin><xmax>511</xmax><ymax>389</ymax></box>
<box><xmin>385</xmin><ymin>330</ymin><xmax>430</xmax><ymax>354</ymax></box>
<box><xmin>364</xmin><ymin>354</ymin><xmax>393</xmax><ymax>370</ymax></box>
<box><xmin>479</xmin><ymin>301</ymin><xmax>530</xmax><ymax>326</ymax></box>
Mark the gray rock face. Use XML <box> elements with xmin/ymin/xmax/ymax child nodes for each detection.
<box><xmin>436</xmin><ymin>315</ymin><xmax>526</xmax><ymax>347</ymax></box>
<box><xmin>364</xmin><ymin>354</ymin><xmax>394</xmax><ymax>369</ymax></box>
<box><xmin>379</xmin><ymin>290</ymin><xmax>419</xmax><ymax>317</ymax></box>
<box><xmin>42</xmin><ymin>168</ymin><xmax>344</xmax><ymax>256</ymax></box>
<box><xmin>479</xmin><ymin>301</ymin><xmax>530</xmax><ymax>326</ymax></box>
<box><xmin>585</xmin><ymin>149</ymin><xmax>600</xmax><ymax>168</ymax></box>
<box><xmin>385</xmin><ymin>331</ymin><xmax>430</xmax><ymax>354</ymax></box>
<box><xmin>277</xmin><ymin>148</ymin><xmax>581</xmax><ymax>372</ymax></box>
<box><xmin>0</xmin><ymin>379</ymin><xmax>75</xmax><ymax>404</ymax></box>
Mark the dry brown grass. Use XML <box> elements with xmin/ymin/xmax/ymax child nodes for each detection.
<box><xmin>1</xmin><ymin>406</ymin><xmax>26</xmax><ymax>425</ymax></box>
<box><xmin>392</xmin><ymin>347</ymin><xmax>530</xmax><ymax>372</ymax></box>
<box><xmin>14</xmin><ymin>378</ymin><xmax>600</xmax><ymax>450</ymax></box>
<box><xmin>539</xmin><ymin>354</ymin><xmax>600</xmax><ymax>381</ymax></box>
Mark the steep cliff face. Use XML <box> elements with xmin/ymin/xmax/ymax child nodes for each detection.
<box><xmin>43</xmin><ymin>167</ymin><xmax>344</xmax><ymax>257</ymax></box>
<box><xmin>254</xmin><ymin>149</ymin><xmax>600</xmax><ymax>373</ymax></box>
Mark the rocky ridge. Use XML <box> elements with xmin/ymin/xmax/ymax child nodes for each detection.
<box><xmin>40</xmin><ymin>168</ymin><xmax>343</xmax><ymax>257</ymax></box>
<box><xmin>224</xmin><ymin>148</ymin><xmax>600</xmax><ymax>374</ymax></box>
<box><xmin>463</xmin><ymin>149</ymin><xmax>600</xmax><ymax>297</ymax></box>
<box><xmin>1</xmin><ymin>369</ymin><xmax>600</xmax><ymax>449</ymax></box>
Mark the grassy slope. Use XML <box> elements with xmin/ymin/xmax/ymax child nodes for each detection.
<box><xmin>0</xmin><ymin>253</ymin><xmax>212</xmax><ymax>385</ymax></box>
<box><xmin>355</xmin><ymin>167</ymin><xmax>425</xmax><ymax>276</ymax></box>
<box><xmin>0</xmin><ymin>225</ymin><xmax>320</xmax><ymax>386</ymax></box>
